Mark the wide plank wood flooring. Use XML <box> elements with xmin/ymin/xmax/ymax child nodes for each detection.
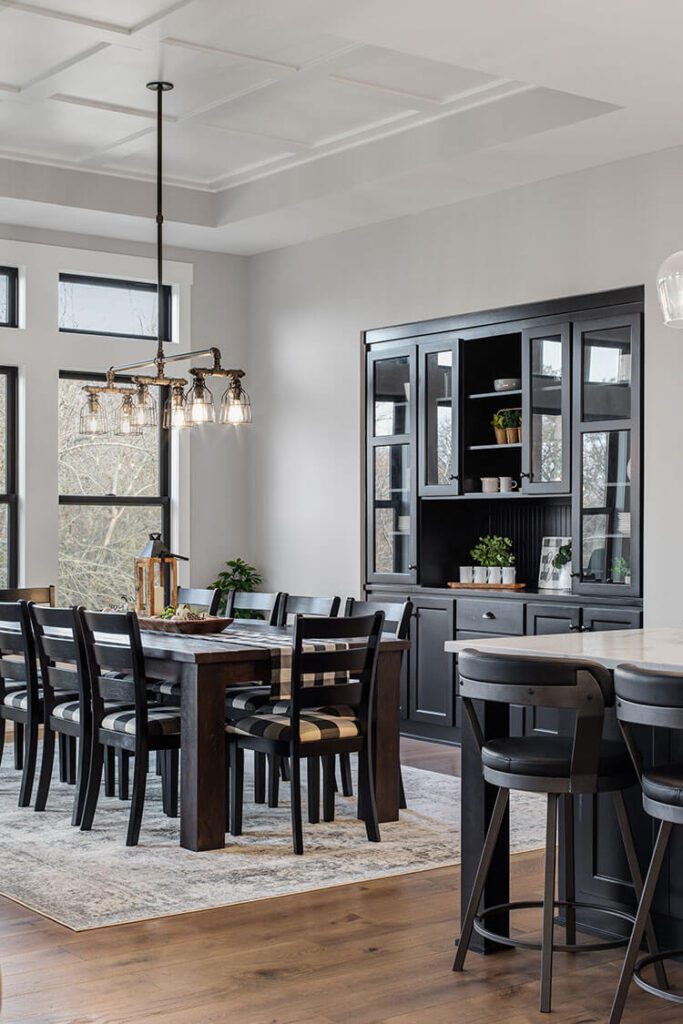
<box><xmin>0</xmin><ymin>738</ymin><xmax>679</xmax><ymax>1023</ymax></box>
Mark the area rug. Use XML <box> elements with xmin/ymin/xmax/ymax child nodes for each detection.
<box><xmin>0</xmin><ymin>751</ymin><xmax>546</xmax><ymax>930</ymax></box>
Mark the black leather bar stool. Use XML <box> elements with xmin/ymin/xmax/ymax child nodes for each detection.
<box><xmin>609</xmin><ymin>663</ymin><xmax>683</xmax><ymax>1023</ymax></box>
<box><xmin>454</xmin><ymin>649</ymin><xmax>663</xmax><ymax>1014</ymax></box>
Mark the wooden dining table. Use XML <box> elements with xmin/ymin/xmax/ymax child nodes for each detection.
<box><xmin>140</xmin><ymin>623</ymin><xmax>409</xmax><ymax>851</ymax></box>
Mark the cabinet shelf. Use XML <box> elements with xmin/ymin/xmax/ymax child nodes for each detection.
<box><xmin>468</xmin><ymin>442</ymin><xmax>522</xmax><ymax>451</ymax></box>
<box><xmin>468</xmin><ymin>389</ymin><xmax>522</xmax><ymax>400</ymax></box>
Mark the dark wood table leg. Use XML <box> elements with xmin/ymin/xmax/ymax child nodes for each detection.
<box><xmin>374</xmin><ymin>649</ymin><xmax>401</xmax><ymax>823</ymax></box>
<box><xmin>460</xmin><ymin>698</ymin><xmax>510</xmax><ymax>954</ymax></box>
<box><xmin>180</xmin><ymin>664</ymin><xmax>226</xmax><ymax>851</ymax></box>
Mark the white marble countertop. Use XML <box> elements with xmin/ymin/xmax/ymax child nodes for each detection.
<box><xmin>445</xmin><ymin>627</ymin><xmax>683</xmax><ymax>673</ymax></box>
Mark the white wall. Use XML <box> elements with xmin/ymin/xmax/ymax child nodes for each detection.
<box><xmin>0</xmin><ymin>228</ymin><xmax>249</xmax><ymax>594</ymax></box>
<box><xmin>247</xmin><ymin>142</ymin><xmax>683</xmax><ymax>626</ymax></box>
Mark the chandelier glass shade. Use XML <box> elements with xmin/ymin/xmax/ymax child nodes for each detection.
<box><xmin>78</xmin><ymin>79</ymin><xmax>249</xmax><ymax>436</ymax></box>
<box><xmin>657</xmin><ymin>250</ymin><xmax>683</xmax><ymax>327</ymax></box>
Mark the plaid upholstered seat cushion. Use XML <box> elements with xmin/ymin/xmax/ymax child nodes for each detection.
<box><xmin>225</xmin><ymin>685</ymin><xmax>273</xmax><ymax>716</ymax></box>
<box><xmin>3</xmin><ymin>689</ymin><xmax>32</xmax><ymax>711</ymax></box>
<box><xmin>254</xmin><ymin>698</ymin><xmax>356</xmax><ymax>716</ymax></box>
<box><xmin>53</xmin><ymin>700</ymin><xmax>132</xmax><ymax>725</ymax></box>
<box><xmin>100</xmin><ymin>706</ymin><xmax>181</xmax><ymax>737</ymax></box>
<box><xmin>156</xmin><ymin>680</ymin><xmax>181</xmax><ymax>698</ymax></box>
<box><xmin>227</xmin><ymin>709</ymin><xmax>361</xmax><ymax>744</ymax></box>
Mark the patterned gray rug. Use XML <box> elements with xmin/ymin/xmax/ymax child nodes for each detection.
<box><xmin>0</xmin><ymin>751</ymin><xmax>546</xmax><ymax>930</ymax></box>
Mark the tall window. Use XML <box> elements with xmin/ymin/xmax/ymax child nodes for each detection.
<box><xmin>0</xmin><ymin>368</ymin><xmax>17</xmax><ymax>587</ymax></box>
<box><xmin>58</xmin><ymin>373</ymin><xmax>170</xmax><ymax>609</ymax></box>
<box><xmin>0</xmin><ymin>268</ymin><xmax>18</xmax><ymax>328</ymax></box>
<box><xmin>58</xmin><ymin>274</ymin><xmax>172</xmax><ymax>341</ymax></box>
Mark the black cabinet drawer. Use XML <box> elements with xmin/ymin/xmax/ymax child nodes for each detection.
<box><xmin>457</xmin><ymin>598</ymin><xmax>524</xmax><ymax>635</ymax></box>
<box><xmin>583</xmin><ymin>606</ymin><xmax>642</xmax><ymax>632</ymax></box>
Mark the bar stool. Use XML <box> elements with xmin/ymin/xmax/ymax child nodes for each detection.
<box><xmin>609</xmin><ymin>663</ymin><xmax>683</xmax><ymax>1023</ymax></box>
<box><xmin>453</xmin><ymin>649</ymin><xmax>664</xmax><ymax>1014</ymax></box>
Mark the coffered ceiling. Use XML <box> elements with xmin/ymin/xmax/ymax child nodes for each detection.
<box><xmin>0</xmin><ymin>0</ymin><xmax>680</xmax><ymax>253</ymax></box>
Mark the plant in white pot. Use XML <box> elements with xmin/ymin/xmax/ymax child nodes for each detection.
<box><xmin>552</xmin><ymin>541</ymin><xmax>572</xmax><ymax>590</ymax></box>
<box><xmin>470</xmin><ymin>535</ymin><xmax>515</xmax><ymax>585</ymax></box>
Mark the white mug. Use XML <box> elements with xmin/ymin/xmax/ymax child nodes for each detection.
<box><xmin>460</xmin><ymin>566</ymin><xmax>473</xmax><ymax>583</ymax></box>
<box><xmin>481</xmin><ymin>477</ymin><xmax>499</xmax><ymax>493</ymax></box>
<box><xmin>499</xmin><ymin>476</ymin><xmax>518</xmax><ymax>492</ymax></box>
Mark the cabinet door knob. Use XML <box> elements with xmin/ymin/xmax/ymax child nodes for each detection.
<box><xmin>407</xmin><ymin>564</ymin><xmax>417</xmax><ymax>571</ymax></box>
<box><xmin>520</xmin><ymin>472</ymin><xmax>531</xmax><ymax>480</ymax></box>
<box><xmin>569</xmin><ymin>624</ymin><xmax>580</xmax><ymax>632</ymax></box>
<box><xmin>449</xmin><ymin>474</ymin><xmax>458</xmax><ymax>481</ymax></box>
<box><xmin>482</xmin><ymin>611</ymin><xmax>495</xmax><ymax>620</ymax></box>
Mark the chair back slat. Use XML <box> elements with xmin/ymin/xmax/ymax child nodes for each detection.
<box><xmin>299</xmin><ymin>648</ymin><xmax>368</xmax><ymax>676</ymax></box>
<box><xmin>29</xmin><ymin>603</ymin><xmax>89</xmax><ymax>719</ymax></box>
<box><xmin>344</xmin><ymin>598</ymin><xmax>412</xmax><ymax>639</ymax></box>
<box><xmin>297</xmin><ymin>682</ymin><xmax>363</xmax><ymax>710</ymax></box>
<box><xmin>79</xmin><ymin>609</ymin><xmax>149</xmax><ymax>735</ymax></box>
<box><xmin>0</xmin><ymin>586</ymin><xmax>56</xmax><ymax>606</ymax></box>
<box><xmin>0</xmin><ymin>630</ymin><xmax>26</xmax><ymax>654</ymax></box>
<box><xmin>0</xmin><ymin>601</ymin><xmax>39</xmax><ymax>706</ymax></box>
<box><xmin>225</xmin><ymin>590</ymin><xmax>284</xmax><ymax>625</ymax></box>
<box><xmin>278</xmin><ymin>595</ymin><xmax>340</xmax><ymax>626</ymax></box>
<box><xmin>177</xmin><ymin>587</ymin><xmax>221</xmax><ymax>616</ymax></box>
<box><xmin>0</xmin><ymin>657</ymin><xmax>30</xmax><ymax>681</ymax></box>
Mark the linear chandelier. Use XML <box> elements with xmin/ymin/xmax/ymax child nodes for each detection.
<box><xmin>80</xmin><ymin>81</ymin><xmax>251</xmax><ymax>435</ymax></box>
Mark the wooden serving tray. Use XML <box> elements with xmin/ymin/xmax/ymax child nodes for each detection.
<box><xmin>447</xmin><ymin>582</ymin><xmax>526</xmax><ymax>591</ymax></box>
<box><xmin>137</xmin><ymin>615</ymin><xmax>233</xmax><ymax>635</ymax></box>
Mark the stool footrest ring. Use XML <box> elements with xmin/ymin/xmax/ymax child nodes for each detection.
<box><xmin>474</xmin><ymin>899</ymin><xmax>634</xmax><ymax>953</ymax></box>
<box><xmin>634</xmin><ymin>950</ymin><xmax>683</xmax><ymax>1004</ymax></box>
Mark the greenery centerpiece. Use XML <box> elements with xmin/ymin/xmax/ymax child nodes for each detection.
<box><xmin>210</xmin><ymin>558</ymin><xmax>263</xmax><ymax>617</ymax></box>
<box><xmin>470</xmin><ymin>535</ymin><xmax>516</xmax><ymax>584</ymax></box>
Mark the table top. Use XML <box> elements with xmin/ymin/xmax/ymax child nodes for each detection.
<box><xmin>141</xmin><ymin>622</ymin><xmax>409</xmax><ymax>664</ymax></box>
<box><xmin>445</xmin><ymin>627</ymin><xmax>683</xmax><ymax>673</ymax></box>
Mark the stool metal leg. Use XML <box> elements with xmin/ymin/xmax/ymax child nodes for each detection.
<box><xmin>453</xmin><ymin>787</ymin><xmax>509</xmax><ymax>972</ymax></box>
<box><xmin>608</xmin><ymin>819</ymin><xmax>672</xmax><ymax>1024</ymax></box>
<box><xmin>563</xmin><ymin>794</ymin><xmax>576</xmax><ymax>947</ymax></box>
<box><xmin>612</xmin><ymin>790</ymin><xmax>669</xmax><ymax>991</ymax></box>
<box><xmin>540</xmin><ymin>793</ymin><xmax>558</xmax><ymax>1013</ymax></box>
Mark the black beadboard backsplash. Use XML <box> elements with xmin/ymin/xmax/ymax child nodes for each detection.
<box><xmin>420</xmin><ymin>498</ymin><xmax>572</xmax><ymax>587</ymax></box>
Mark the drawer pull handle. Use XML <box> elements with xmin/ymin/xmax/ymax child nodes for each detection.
<box><xmin>482</xmin><ymin>611</ymin><xmax>495</xmax><ymax>620</ymax></box>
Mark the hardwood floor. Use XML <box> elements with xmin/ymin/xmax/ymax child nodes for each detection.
<box><xmin>0</xmin><ymin>739</ymin><xmax>679</xmax><ymax>1023</ymax></box>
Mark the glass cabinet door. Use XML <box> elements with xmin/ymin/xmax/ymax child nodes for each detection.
<box><xmin>521</xmin><ymin>323</ymin><xmax>570</xmax><ymax>493</ymax></box>
<box><xmin>367</xmin><ymin>346</ymin><xmax>417</xmax><ymax>583</ymax></box>
<box><xmin>419</xmin><ymin>339</ymin><xmax>458</xmax><ymax>494</ymax></box>
<box><xmin>579</xmin><ymin>430</ymin><xmax>632</xmax><ymax>587</ymax></box>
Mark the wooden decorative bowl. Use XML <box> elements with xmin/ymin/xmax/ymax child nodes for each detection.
<box><xmin>136</xmin><ymin>615</ymin><xmax>233</xmax><ymax>635</ymax></box>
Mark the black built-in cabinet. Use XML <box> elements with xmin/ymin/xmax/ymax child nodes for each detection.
<box><xmin>363</xmin><ymin>286</ymin><xmax>643</xmax><ymax>746</ymax></box>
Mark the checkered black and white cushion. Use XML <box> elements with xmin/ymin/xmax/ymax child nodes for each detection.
<box><xmin>254</xmin><ymin>698</ymin><xmax>356</xmax><ymax>717</ymax></box>
<box><xmin>52</xmin><ymin>700</ymin><xmax>132</xmax><ymax>725</ymax></box>
<box><xmin>100</xmin><ymin>706</ymin><xmax>181</xmax><ymax>737</ymax></box>
<box><xmin>3</xmin><ymin>689</ymin><xmax>30</xmax><ymax>710</ymax></box>
<box><xmin>225</xmin><ymin>685</ymin><xmax>272</xmax><ymax>716</ymax></box>
<box><xmin>227</xmin><ymin>709</ymin><xmax>361</xmax><ymax>744</ymax></box>
<box><xmin>156</xmin><ymin>680</ymin><xmax>181</xmax><ymax>698</ymax></box>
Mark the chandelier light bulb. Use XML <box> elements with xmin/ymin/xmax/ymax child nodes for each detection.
<box><xmin>185</xmin><ymin>376</ymin><xmax>216</xmax><ymax>425</ymax></box>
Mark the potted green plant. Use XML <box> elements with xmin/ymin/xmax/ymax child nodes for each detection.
<box><xmin>611</xmin><ymin>557</ymin><xmax>631</xmax><ymax>585</ymax></box>
<box><xmin>552</xmin><ymin>541</ymin><xmax>572</xmax><ymax>590</ymax></box>
<box><xmin>470</xmin><ymin>535</ymin><xmax>515</xmax><ymax>584</ymax></box>
<box><xmin>503</xmin><ymin>407</ymin><xmax>522</xmax><ymax>444</ymax></box>
<box><xmin>491</xmin><ymin>411</ymin><xmax>507</xmax><ymax>445</ymax></box>
<box><xmin>210</xmin><ymin>558</ymin><xmax>263</xmax><ymax>616</ymax></box>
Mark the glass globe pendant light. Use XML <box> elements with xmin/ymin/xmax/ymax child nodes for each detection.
<box><xmin>185</xmin><ymin>372</ymin><xmax>215</xmax><ymax>424</ymax></box>
<box><xmin>115</xmin><ymin>393</ymin><xmax>143</xmax><ymax>436</ymax></box>
<box><xmin>657</xmin><ymin>250</ymin><xmax>683</xmax><ymax>327</ymax></box>
<box><xmin>79</xmin><ymin>392</ymin><xmax>108</xmax><ymax>435</ymax></box>
<box><xmin>220</xmin><ymin>375</ymin><xmax>252</xmax><ymax>424</ymax></box>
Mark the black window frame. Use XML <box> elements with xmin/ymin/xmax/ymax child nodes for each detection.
<box><xmin>0</xmin><ymin>366</ymin><xmax>18</xmax><ymax>586</ymax></box>
<box><xmin>0</xmin><ymin>268</ymin><xmax>19</xmax><ymax>329</ymax></box>
<box><xmin>58</xmin><ymin>370</ymin><xmax>171</xmax><ymax>567</ymax></box>
<box><xmin>58</xmin><ymin>273</ymin><xmax>173</xmax><ymax>342</ymax></box>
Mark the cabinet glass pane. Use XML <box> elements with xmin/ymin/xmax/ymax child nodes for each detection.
<box><xmin>373</xmin><ymin>444</ymin><xmax>411</xmax><ymax>574</ymax></box>
<box><xmin>374</xmin><ymin>356</ymin><xmax>410</xmax><ymax>436</ymax></box>
<box><xmin>530</xmin><ymin>334</ymin><xmax>564</xmax><ymax>483</ymax></box>
<box><xmin>582</xmin><ymin>326</ymin><xmax>631</xmax><ymax>421</ymax></box>
<box><xmin>581</xmin><ymin>430</ymin><xmax>632</xmax><ymax>585</ymax></box>
<box><xmin>425</xmin><ymin>350</ymin><xmax>453</xmax><ymax>485</ymax></box>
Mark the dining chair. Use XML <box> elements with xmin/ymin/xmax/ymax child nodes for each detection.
<box><xmin>30</xmin><ymin>603</ymin><xmax>133</xmax><ymax>825</ymax></box>
<box><xmin>226</xmin><ymin>611</ymin><xmax>384</xmax><ymax>854</ymax></box>
<box><xmin>276</xmin><ymin>594</ymin><xmax>341</xmax><ymax>626</ymax></box>
<box><xmin>225</xmin><ymin>590</ymin><xmax>284</xmax><ymax>624</ymax></box>
<box><xmin>0</xmin><ymin>586</ymin><xmax>56</xmax><ymax>606</ymax></box>
<box><xmin>177</xmin><ymin>587</ymin><xmax>221</xmax><ymax>615</ymax></box>
<box><xmin>0</xmin><ymin>600</ymin><xmax>50</xmax><ymax>806</ymax></box>
<box><xmin>78</xmin><ymin>609</ymin><xmax>181</xmax><ymax>846</ymax></box>
<box><xmin>341</xmin><ymin>598</ymin><xmax>412</xmax><ymax>805</ymax></box>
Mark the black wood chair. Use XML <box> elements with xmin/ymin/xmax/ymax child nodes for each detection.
<box><xmin>78</xmin><ymin>609</ymin><xmax>181</xmax><ymax>846</ymax></box>
<box><xmin>225</xmin><ymin>590</ymin><xmax>284</xmax><ymax>624</ymax></box>
<box><xmin>0</xmin><ymin>600</ymin><xmax>50</xmax><ymax>806</ymax></box>
<box><xmin>453</xmin><ymin>649</ymin><xmax>664</xmax><ymax>1014</ymax></box>
<box><xmin>608</xmin><ymin>663</ymin><xmax>683</xmax><ymax>1023</ymax></box>
<box><xmin>30</xmin><ymin>603</ymin><xmax>133</xmax><ymax>825</ymax></box>
<box><xmin>0</xmin><ymin>586</ymin><xmax>56</xmax><ymax>606</ymax></box>
<box><xmin>276</xmin><ymin>595</ymin><xmax>341</xmax><ymax>626</ymax></box>
<box><xmin>227</xmin><ymin>611</ymin><xmax>384</xmax><ymax>854</ymax></box>
<box><xmin>177</xmin><ymin>587</ymin><xmax>221</xmax><ymax>615</ymax></box>
<box><xmin>341</xmin><ymin>598</ymin><xmax>412</xmax><ymax>805</ymax></box>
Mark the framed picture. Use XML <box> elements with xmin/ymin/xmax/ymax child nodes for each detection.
<box><xmin>538</xmin><ymin>536</ymin><xmax>571</xmax><ymax>590</ymax></box>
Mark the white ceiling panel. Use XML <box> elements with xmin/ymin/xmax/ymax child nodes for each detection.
<box><xmin>205</xmin><ymin>76</ymin><xmax>416</xmax><ymax>147</ymax></box>
<box><xmin>47</xmin><ymin>39</ymin><xmax>281</xmax><ymax>118</ymax></box>
<box><xmin>101</xmin><ymin>121</ymin><xmax>292</xmax><ymax>184</ymax></box>
<box><xmin>0</xmin><ymin>7</ymin><xmax>101</xmax><ymax>89</ymax></box>
<box><xmin>14</xmin><ymin>0</ymin><xmax>183</xmax><ymax>31</ymax></box>
<box><xmin>334</xmin><ymin>47</ymin><xmax>499</xmax><ymax>102</ymax></box>
<box><xmin>0</xmin><ymin>97</ymin><xmax>151</xmax><ymax>160</ymax></box>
